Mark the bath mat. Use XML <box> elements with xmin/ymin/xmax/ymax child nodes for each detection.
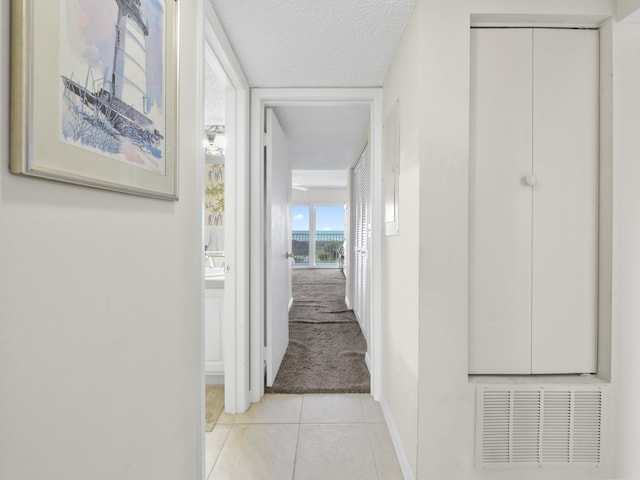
<box><xmin>206</xmin><ymin>385</ymin><xmax>224</xmax><ymax>432</ymax></box>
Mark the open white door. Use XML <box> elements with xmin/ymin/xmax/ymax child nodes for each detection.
<box><xmin>265</xmin><ymin>108</ymin><xmax>292</xmax><ymax>387</ymax></box>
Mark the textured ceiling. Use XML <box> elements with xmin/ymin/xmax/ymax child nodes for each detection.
<box><xmin>204</xmin><ymin>1</ymin><xmax>412</xmax><ymax>179</ymax></box>
<box><xmin>273</xmin><ymin>105</ymin><xmax>370</xmax><ymax>172</ymax></box>
<box><xmin>210</xmin><ymin>0</ymin><xmax>416</xmax><ymax>87</ymax></box>
<box><xmin>204</xmin><ymin>56</ymin><xmax>226</xmax><ymax>126</ymax></box>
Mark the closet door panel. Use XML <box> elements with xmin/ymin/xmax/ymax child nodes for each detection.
<box><xmin>469</xmin><ymin>29</ymin><xmax>533</xmax><ymax>374</ymax></box>
<box><xmin>531</xmin><ymin>29</ymin><xmax>599</xmax><ymax>374</ymax></box>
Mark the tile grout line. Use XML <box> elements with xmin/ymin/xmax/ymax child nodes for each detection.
<box><xmin>361</xmin><ymin>397</ymin><xmax>383</xmax><ymax>480</ymax></box>
<box><xmin>207</xmin><ymin>423</ymin><xmax>233</xmax><ymax>480</ymax></box>
<box><xmin>210</xmin><ymin>394</ymin><xmax>387</xmax><ymax>478</ymax></box>
<box><xmin>290</xmin><ymin>423</ymin><xmax>302</xmax><ymax>480</ymax></box>
<box><xmin>291</xmin><ymin>396</ymin><xmax>305</xmax><ymax>480</ymax></box>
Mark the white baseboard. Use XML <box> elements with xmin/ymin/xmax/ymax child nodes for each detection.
<box><xmin>379</xmin><ymin>391</ymin><xmax>416</xmax><ymax>480</ymax></box>
<box><xmin>345</xmin><ymin>296</ymin><xmax>352</xmax><ymax>310</ymax></box>
<box><xmin>355</xmin><ymin>312</ymin><xmax>366</xmax><ymax>339</ymax></box>
<box><xmin>205</xmin><ymin>360</ymin><xmax>224</xmax><ymax>378</ymax></box>
<box><xmin>205</xmin><ymin>373</ymin><xmax>224</xmax><ymax>385</ymax></box>
<box><xmin>365</xmin><ymin>352</ymin><xmax>371</xmax><ymax>374</ymax></box>
<box><xmin>288</xmin><ymin>296</ymin><xmax>294</xmax><ymax>312</ymax></box>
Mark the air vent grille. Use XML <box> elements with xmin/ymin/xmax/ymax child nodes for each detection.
<box><xmin>481</xmin><ymin>391</ymin><xmax>510</xmax><ymax>464</ymax></box>
<box><xmin>542</xmin><ymin>390</ymin><xmax>571</xmax><ymax>463</ymax></box>
<box><xmin>512</xmin><ymin>391</ymin><xmax>541</xmax><ymax>463</ymax></box>
<box><xmin>477</xmin><ymin>387</ymin><xmax>602</xmax><ymax>468</ymax></box>
<box><xmin>573</xmin><ymin>391</ymin><xmax>602</xmax><ymax>463</ymax></box>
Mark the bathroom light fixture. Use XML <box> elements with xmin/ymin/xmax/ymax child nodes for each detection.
<box><xmin>204</xmin><ymin>125</ymin><xmax>225</xmax><ymax>156</ymax></box>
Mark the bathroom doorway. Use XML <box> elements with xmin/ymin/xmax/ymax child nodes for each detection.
<box><xmin>202</xmin><ymin>2</ymin><xmax>251</xmax><ymax>417</ymax></box>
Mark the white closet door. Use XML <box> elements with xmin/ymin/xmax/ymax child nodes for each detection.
<box><xmin>354</xmin><ymin>168</ymin><xmax>361</xmax><ymax>320</ymax></box>
<box><xmin>531</xmin><ymin>29</ymin><xmax>598</xmax><ymax>374</ymax></box>
<box><xmin>469</xmin><ymin>29</ymin><xmax>534</xmax><ymax>374</ymax></box>
<box><xmin>352</xmin><ymin>148</ymin><xmax>368</xmax><ymax>329</ymax></box>
<box><xmin>359</xmin><ymin>151</ymin><xmax>368</xmax><ymax>329</ymax></box>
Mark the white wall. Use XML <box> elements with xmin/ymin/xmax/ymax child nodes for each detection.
<box><xmin>0</xmin><ymin>2</ymin><xmax>204</xmax><ymax>479</ymax></box>
<box><xmin>614</xmin><ymin>36</ymin><xmax>640</xmax><ymax>480</ymax></box>
<box><xmin>617</xmin><ymin>0</ymin><xmax>640</xmax><ymax>18</ymax></box>
<box><xmin>611</xmin><ymin>21</ymin><xmax>640</xmax><ymax>478</ymax></box>
<box><xmin>291</xmin><ymin>187</ymin><xmax>347</xmax><ymax>205</ymax></box>
<box><xmin>382</xmin><ymin>0</ymin><xmax>640</xmax><ymax>478</ymax></box>
<box><xmin>380</xmin><ymin>3</ymin><xmax>422</xmax><ymax>477</ymax></box>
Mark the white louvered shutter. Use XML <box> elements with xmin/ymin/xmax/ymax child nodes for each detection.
<box><xmin>352</xmin><ymin>147</ymin><xmax>369</xmax><ymax>330</ymax></box>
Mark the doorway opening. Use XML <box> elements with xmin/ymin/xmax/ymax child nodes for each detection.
<box><xmin>202</xmin><ymin>0</ymin><xmax>251</xmax><ymax>417</ymax></box>
<box><xmin>250</xmin><ymin>89</ymin><xmax>383</xmax><ymax>403</ymax></box>
<box><xmin>200</xmin><ymin>5</ymin><xmax>251</xmax><ymax>478</ymax></box>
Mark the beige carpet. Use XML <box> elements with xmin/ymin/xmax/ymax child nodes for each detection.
<box><xmin>205</xmin><ymin>385</ymin><xmax>224</xmax><ymax>432</ymax></box>
<box><xmin>265</xmin><ymin>268</ymin><xmax>370</xmax><ymax>394</ymax></box>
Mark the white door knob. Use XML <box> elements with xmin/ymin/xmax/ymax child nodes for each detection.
<box><xmin>525</xmin><ymin>174</ymin><xmax>538</xmax><ymax>187</ymax></box>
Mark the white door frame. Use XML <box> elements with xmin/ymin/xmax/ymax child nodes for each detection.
<box><xmin>250</xmin><ymin>88</ymin><xmax>383</xmax><ymax>402</ymax></box>
<box><xmin>203</xmin><ymin>3</ymin><xmax>251</xmax><ymax>414</ymax></box>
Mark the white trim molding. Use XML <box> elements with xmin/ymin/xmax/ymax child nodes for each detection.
<box><xmin>379</xmin><ymin>391</ymin><xmax>417</xmax><ymax>480</ymax></box>
<box><xmin>192</xmin><ymin>3</ymin><xmax>205</xmax><ymax>480</ymax></box>
<box><xmin>345</xmin><ymin>296</ymin><xmax>352</xmax><ymax>310</ymax></box>
<box><xmin>203</xmin><ymin>1</ymin><xmax>251</xmax><ymax>416</ymax></box>
<box><xmin>205</xmin><ymin>361</ymin><xmax>224</xmax><ymax>377</ymax></box>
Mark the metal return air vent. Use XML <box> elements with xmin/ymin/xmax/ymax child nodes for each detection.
<box><xmin>476</xmin><ymin>386</ymin><xmax>602</xmax><ymax>468</ymax></box>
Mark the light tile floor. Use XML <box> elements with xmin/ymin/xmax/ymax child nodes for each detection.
<box><xmin>206</xmin><ymin>393</ymin><xmax>403</xmax><ymax>480</ymax></box>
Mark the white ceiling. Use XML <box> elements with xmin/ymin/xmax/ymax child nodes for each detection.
<box><xmin>292</xmin><ymin>170</ymin><xmax>348</xmax><ymax>189</ymax></box>
<box><xmin>210</xmin><ymin>0</ymin><xmax>415</xmax><ymax>87</ymax></box>
<box><xmin>205</xmin><ymin>0</ymin><xmax>415</xmax><ymax>186</ymax></box>
<box><xmin>273</xmin><ymin>105</ymin><xmax>369</xmax><ymax>171</ymax></box>
<box><xmin>204</xmin><ymin>50</ymin><xmax>226</xmax><ymax>126</ymax></box>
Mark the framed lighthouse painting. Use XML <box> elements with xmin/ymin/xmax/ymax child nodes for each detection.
<box><xmin>10</xmin><ymin>0</ymin><xmax>179</xmax><ymax>200</ymax></box>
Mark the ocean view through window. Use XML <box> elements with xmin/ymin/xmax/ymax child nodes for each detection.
<box><xmin>292</xmin><ymin>205</ymin><xmax>344</xmax><ymax>267</ymax></box>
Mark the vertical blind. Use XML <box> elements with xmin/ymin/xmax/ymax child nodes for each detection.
<box><xmin>352</xmin><ymin>146</ymin><xmax>369</xmax><ymax>330</ymax></box>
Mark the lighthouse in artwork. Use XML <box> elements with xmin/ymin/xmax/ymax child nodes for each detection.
<box><xmin>112</xmin><ymin>0</ymin><xmax>150</xmax><ymax>114</ymax></box>
<box><xmin>60</xmin><ymin>0</ymin><xmax>165</xmax><ymax>170</ymax></box>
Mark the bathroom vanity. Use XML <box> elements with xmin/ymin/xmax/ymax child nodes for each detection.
<box><xmin>204</xmin><ymin>252</ymin><xmax>224</xmax><ymax>384</ymax></box>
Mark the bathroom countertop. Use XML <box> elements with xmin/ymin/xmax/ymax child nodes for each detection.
<box><xmin>205</xmin><ymin>275</ymin><xmax>224</xmax><ymax>289</ymax></box>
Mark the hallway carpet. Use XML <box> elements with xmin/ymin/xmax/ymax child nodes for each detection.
<box><xmin>266</xmin><ymin>269</ymin><xmax>370</xmax><ymax>394</ymax></box>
